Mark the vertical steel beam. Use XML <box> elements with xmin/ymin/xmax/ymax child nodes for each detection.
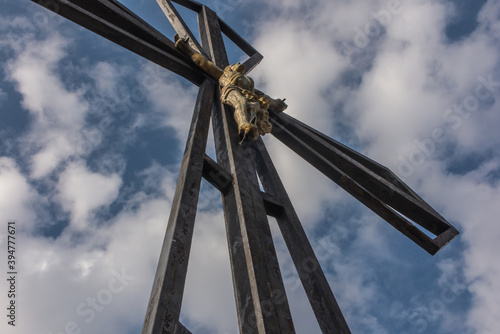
<box><xmin>142</xmin><ymin>79</ymin><xmax>215</xmax><ymax>334</ymax></box>
<box><xmin>198</xmin><ymin>6</ymin><xmax>295</xmax><ymax>334</ymax></box>
<box><xmin>30</xmin><ymin>0</ymin><xmax>205</xmax><ymax>85</ymax></box>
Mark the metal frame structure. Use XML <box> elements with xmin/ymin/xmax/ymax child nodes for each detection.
<box><xmin>31</xmin><ymin>1</ymin><xmax>460</xmax><ymax>333</ymax></box>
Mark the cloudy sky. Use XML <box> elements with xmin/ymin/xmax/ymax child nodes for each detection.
<box><xmin>1</xmin><ymin>0</ymin><xmax>499</xmax><ymax>333</ymax></box>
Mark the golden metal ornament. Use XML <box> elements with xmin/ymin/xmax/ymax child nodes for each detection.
<box><xmin>175</xmin><ymin>35</ymin><xmax>287</xmax><ymax>143</ymax></box>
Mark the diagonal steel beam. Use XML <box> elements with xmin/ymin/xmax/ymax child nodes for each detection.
<box><xmin>175</xmin><ymin>322</ymin><xmax>192</xmax><ymax>334</ymax></box>
<box><xmin>199</xmin><ymin>6</ymin><xmax>295</xmax><ymax>333</ymax></box>
<box><xmin>30</xmin><ymin>0</ymin><xmax>205</xmax><ymax>85</ymax></box>
<box><xmin>157</xmin><ymin>0</ymin><xmax>206</xmax><ymax>55</ymax></box>
<box><xmin>269</xmin><ymin>111</ymin><xmax>459</xmax><ymax>255</ymax></box>
<box><xmin>273</xmin><ymin>112</ymin><xmax>448</xmax><ymax>233</ymax></box>
<box><xmin>217</xmin><ymin>18</ymin><xmax>263</xmax><ymax>74</ymax></box>
<box><xmin>166</xmin><ymin>0</ymin><xmax>263</xmax><ymax>73</ymax></box>
<box><xmin>218</xmin><ymin>19</ymin><xmax>260</xmax><ymax>57</ymax></box>
<box><xmin>142</xmin><ymin>79</ymin><xmax>215</xmax><ymax>334</ymax></box>
<box><xmin>283</xmin><ymin>114</ymin><xmax>421</xmax><ymax>199</ymax></box>
<box><xmin>241</xmin><ymin>53</ymin><xmax>264</xmax><ymax>75</ymax></box>
<box><xmin>252</xmin><ymin>138</ymin><xmax>351</xmax><ymax>334</ymax></box>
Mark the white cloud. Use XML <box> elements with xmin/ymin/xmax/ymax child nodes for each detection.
<box><xmin>342</xmin><ymin>1</ymin><xmax>500</xmax><ymax>330</ymax></box>
<box><xmin>6</xmin><ymin>33</ymin><xmax>91</xmax><ymax>178</ymax></box>
<box><xmin>89</xmin><ymin>62</ymin><xmax>127</xmax><ymax>100</ymax></box>
<box><xmin>252</xmin><ymin>20</ymin><xmax>345</xmax><ymax>134</ymax></box>
<box><xmin>417</xmin><ymin>160</ymin><xmax>500</xmax><ymax>333</ymax></box>
<box><xmin>7</xmin><ymin>36</ymin><xmax>80</xmax><ymax>117</ymax></box>
<box><xmin>251</xmin><ymin>0</ymin><xmax>500</xmax><ymax>333</ymax></box>
<box><xmin>0</xmin><ymin>165</ymin><xmax>179</xmax><ymax>334</ymax></box>
<box><xmin>0</xmin><ymin>157</ymin><xmax>40</xmax><ymax>232</ymax></box>
<box><xmin>179</xmin><ymin>210</ymin><xmax>238</xmax><ymax>333</ymax></box>
<box><xmin>56</xmin><ymin>163</ymin><xmax>122</xmax><ymax>230</ymax></box>
<box><xmin>478</xmin><ymin>0</ymin><xmax>500</xmax><ymax>40</ymax></box>
<box><xmin>141</xmin><ymin>63</ymin><xmax>198</xmax><ymax>143</ymax></box>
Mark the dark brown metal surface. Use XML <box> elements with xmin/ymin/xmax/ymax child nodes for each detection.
<box><xmin>142</xmin><ymin>79</ymin><xmax>215</xmax><ymax>334</ymax></box>
<box><xmin>251</xmin><ymin>138</ymin><xmax>351</xmax><ymax>334</ymax></box>
<box><xmin>30</xmin><ymin>0</ymin><xmax>205</xmax><ymax>85</ymax></box>
<box><xmin>217</xmin><ymin>19</ymin><xmax>263</xmax><ymax>74</ymax></box>
<box><xmin>199</xmin><ymin>6</ymin><xmax>295</xmax><ymax>334</ymax></box>
<box><xmin>269</xmin><ymin>110</ymin><xmax>459</xmax><ymax>255</ymax></box>
<box><xmin>157</xmin><ymin>0</ymin><xmax>206</xmax><ymax>55</ymax></box>
<box><xmin>202</xmin><ymin>154</ymin><xmax>233</xmax><ymax>194</ymax></box>
<box><xmin>175</xmin><ymin>322</ymin><xmax>193</xmax><ymax>334</ymax></box>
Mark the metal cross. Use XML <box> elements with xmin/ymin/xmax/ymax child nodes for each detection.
<box><xmin>31</xmin><ymin>1</ymin><xmax>459</xmax><ymax>333</ymax></box>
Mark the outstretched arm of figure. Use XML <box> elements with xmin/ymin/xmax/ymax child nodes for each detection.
<box><xmin>175</xmin><ymin>35</ymin><xmax>224</xmax><ymax>79</ymax></box>
<box><xmin>255</xmin><ymin>89</ymin><xmax>288</xmax><ymax>113</ymax></box>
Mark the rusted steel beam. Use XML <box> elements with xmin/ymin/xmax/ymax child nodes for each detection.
<box><xmin>276</xmin><ymin>112</ymin><xmax>442</xmax><ymax>215</ymax></box>
<box><xmin>199</xmin><ymin>6</ymin><xmax>295</xmax><ymax>333</ymax></box>
<box><xmin>30</xmin><ymin>0</ymin><xmax>205</xmax><ymax>85</ymax></box>
<box><xmin>142</xmin><ymin>79</ymin><xmax>215</xmax><ymax>334</ymax></box>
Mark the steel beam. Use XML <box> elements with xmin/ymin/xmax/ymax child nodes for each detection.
<box><xmin>202</xmin><ymin>154</ymin><xmax>233</xmax><ymax>194</ymax></box>
<box><xmin>242</xmin><ymin>53</ymin><xmax>264</xmax><ymax>75</ymax></box>
<box><xmin>142</xmin><ymin>79</ymin><xmax>215</xmax><ymax>334</ymax></box>
<box><xmin>269</xmin><ymin>111</ymin><xmax>459</xmax><ymax>255</ymax></box>
<box><xmin>251</xmin><ymin>138</ymin><xmax>351</xmax><ymax>334</ymax></box>
<box><xmin>175</xmin><ymin>322</ymin><xmax>192</xmax><ymax>334</ymax></box>
<box><xmin>199</xmin><ymin>6</ymin><xmax>295</xmax><ymax>333</ymax></box>
<box><xmin>171</xmin><ymin>0</ymin><xmax>204</xmax><ymax>12</ymax></box>
<box><xmin>157</xmin><ymin>0</ymin><xmax>205</xmax><ymax>55</ymax></box>
<box><xmin>30</xmin><ymin>0</ymin><xmax>205</xmax><ymax>85</ymax></box>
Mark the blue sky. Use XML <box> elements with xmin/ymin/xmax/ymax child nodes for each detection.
<box><xmin>1</xmin><ymin>0</ymin><xmax>499</xmax><ymax>333</ymax></box>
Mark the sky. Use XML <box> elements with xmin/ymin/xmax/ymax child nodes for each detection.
<box><xmin>0</xmin><ymin>0</ymin><xmax>499</xmax><ymax>333</ymax></box>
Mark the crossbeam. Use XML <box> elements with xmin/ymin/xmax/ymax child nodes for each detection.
<box><xmin>269</xmin><ymin>110</ymin><xmax>459</xmax><ymax>255</ymax></box>
<box><xmin>30</xmin><ymin>0</ymin><xmax>205</xmax><ymax>85</ymax></box>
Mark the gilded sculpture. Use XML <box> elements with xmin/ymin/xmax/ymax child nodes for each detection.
<box><xmin>175</xmin><ymin>35</ymin><xmax>287</xmax><ymax>143</ymax></box>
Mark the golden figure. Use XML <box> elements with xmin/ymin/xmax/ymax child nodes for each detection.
<box><xmin>175</xmin><ymin>35</ymin><xmax>287</xmax><ymax>143</ymax></box>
